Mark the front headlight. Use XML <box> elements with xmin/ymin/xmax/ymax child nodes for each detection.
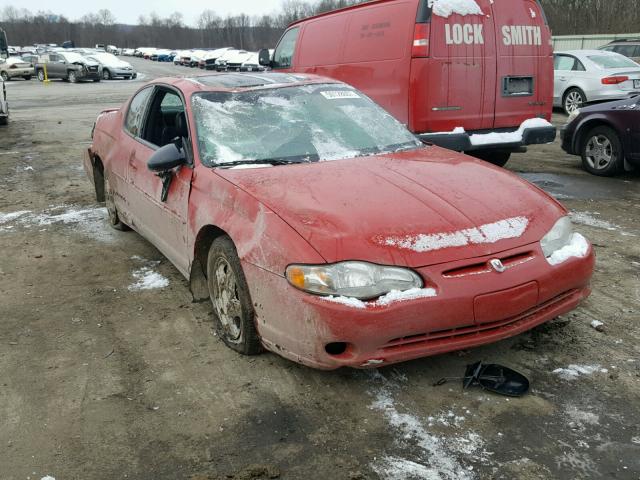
<box><xmin>285</xmin><ymin>261</ymin><xmax>423</xmax><ymax>300</ymax></box>
<box><xmin>540</xmin><ymin>216</ymin><xmax>573</xmax><ymax>258</ymax></box>
<box><xmin>567</xmin><ymin>108</ymin><xmax>581</xmax><ymax>124</ymax></box>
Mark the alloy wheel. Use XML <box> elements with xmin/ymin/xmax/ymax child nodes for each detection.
<box><xmin>584</xmin><ymin>135</ymin><xmax>614</xmax><ymax>170</ymax></box>
<box><xmin>564</xmin><ymin>91</ymin><xmax>583</xmax><ymax>114</ymax></box>
<box><xmin>213</xmin><ymin>257</ymin><xmax>243</xmax><ymax>341</ymax></box>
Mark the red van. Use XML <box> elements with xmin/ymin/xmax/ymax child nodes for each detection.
<box><xmin>259</xmin><ymin>0</ymin><xmax>556</xmax><ymax>166</ymax></box>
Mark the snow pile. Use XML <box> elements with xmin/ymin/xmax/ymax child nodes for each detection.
<box><xmin>381</xmin><ymin>216</ymin><xmax>529</xmax><ymax>253</ymax></box>
<box><xmin>429</xmin><ymin>0</ymin><xmax>483</xmax><ymax>18</ymax></box>
<box><xmin>0</xmin><ymin>206</ymin><xmax>118</xmax><ymax>242</ymax></box>
<box><xmin>41</xmin><ymin>476</ymin><xmax>56</xmax><ymax>480</ymax></box>
<box><xmin>428</xmin><ymin>126</ymin><xmax>466</xmax><ymax>136</ymax></box>
<box><xmin>369</xmin><ymin>372</ymin><xmax>486</xmax><ymax>480</ymax></box>
<box><xmin>0</xmin><ymin>210</ymin><xmax>30</xmax><ymax>224</ymax></box>
<box><xmin>128</xmin><ymin>259</ymin><xmax>169</xmax><ymax>291</ymax></box>
<box><xmin>323</xmin><ymin>288</ymin><xmax>437</xmax><ymax>309</ymax></box>
<box><xmin>553</xmin><ymin>364</ymin><xmax>607</xmax><ymax>381</ymax></box>
<box><xmin>469</xmin><ymin>118</ymin><xmax>553</xmax><ymax>146</ymax></box>
<box><xmin>570</xmin><ymin>212</ymin><xmax>617</xmax><ymax>231</ymax></box>
<box><xmin>546</xmin><ymin>233</ymin><xmax>589</xmax><ymax>266</ymax></box>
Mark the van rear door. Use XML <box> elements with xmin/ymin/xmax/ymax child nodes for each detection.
<box><xmin>491</xmin><ymin>0</ymin><xmax>553</xmax><ymax>127</ymax></box>
<box><xmin>413</xmin><ymin>0</ymin><xmax>497</xmax><ymax>133</ymax></box>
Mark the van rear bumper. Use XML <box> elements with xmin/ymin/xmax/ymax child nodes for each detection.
<box><xmin>418</xmin><ymin>125</ymin><xmax>557</xmax><ymax>153</ymax></box>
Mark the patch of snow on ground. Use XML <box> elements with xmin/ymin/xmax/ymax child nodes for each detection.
<box><xmin>553</xmin><ymin>364</ymin><xmax>606</xmax><ymax>381</ymax></box>
<box><xmin>41</xmin><ymin>476</ymin><xmax>56</xmax><ymax>480</ymax></box>
<box><xmin>128</xmin><ymin>259</ymin><xmax>169</xmax><ymax>291</ymax></box>
<box><xmin>368</xmin><ymin>372</ymin><xmax>487</xmax><ymax>480</ymax></box>
<box><xmin>0</xmin><ymin>210</ymin><xmax>30</xmax><ymax>224</ymax></box>
<box><xmin>381</xmin><ymin>217</ymin><xmax>528</xmax><ymax>253</ymax></box>
<box><xmin>469</xmin><ymin>118</ymin><xmax>553</xmax><ymax>146</ymax></box>
<box><xmin>323</xmin><ymin>288</ymin><xmax>437</xmax><ymax>309</ymax></box>
<box><xmin>547</xmin><ymin>233</ymin><xmax>589</xmax><ymax>265</ymax></box>
<box><xmin>429</xmin><ymin>0</ymin><xmax>483</xmax><ymax>17</ymax></box>
<box><xmin>565</xmin><ymin>406</ymin><xmax>600</xmax><ymax>426</ymax></box>
<box><xmin>570</xmin><ymin>212</ymin><xmax>617</xmax><ymax>231</ymax></box>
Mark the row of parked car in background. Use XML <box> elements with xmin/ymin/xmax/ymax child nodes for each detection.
<box><xmin>127</xmin><ymin>47</ymin><xmax>272</xmax><ymax>72</ymax></box>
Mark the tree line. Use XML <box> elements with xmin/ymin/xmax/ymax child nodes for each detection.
<box><xmin>1</xmin><ymin>0</ymin><xmax>639</xmax><ymax>51</ymax></box>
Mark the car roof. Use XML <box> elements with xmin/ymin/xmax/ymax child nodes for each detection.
<box><xmin>152</xmin><ymin>72</ymin><xmax>342</xmax><ymax>93</ymax></box>
<box><xmin>556</xmin><ymin>49</ymin><xmax>622</xmax><ymax>57</ymax></box>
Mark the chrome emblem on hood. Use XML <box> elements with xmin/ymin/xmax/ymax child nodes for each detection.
<box><xmin>490</xmin><ymin>259</ymin><xmax>506</xmax><ymax>273</ymax></box>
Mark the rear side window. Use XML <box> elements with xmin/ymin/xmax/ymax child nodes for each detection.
<box><xmin>613</xmin><ymin>44</ymin><xmax>640</xmax><ymax>58</ymax></box>
<box><xmin>588</xmin><ymin>54</ymin><xmax>638</xmax><ymax>69</ymax></box>
<box><xmin>125</xmin><ymin>87</ymin><xmax>152</xmax><ymax>137</ymax></box>
<box><xmin>273</xmin><ymin>27</ymin><xmax>299</xmax><ymax>69</ymax></box>
<box><xmin>554</xmin><ymin>55</ymin><xmax>584</xmax><ymax>72</ymax></box>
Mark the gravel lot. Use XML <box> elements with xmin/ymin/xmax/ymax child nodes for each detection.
<box><xmin>1</xmin><ymin>57</ymin><xmax>639</xmax><ymax>480</ymax></box>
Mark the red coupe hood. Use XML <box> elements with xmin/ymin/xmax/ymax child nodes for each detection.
<box><xmin>218</xmin><ymin>148</ymin><xmax>565</xmax><ymax>267</ymax></box>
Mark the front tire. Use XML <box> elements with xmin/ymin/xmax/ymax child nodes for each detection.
<box><xmin>102</xmin><ymin>69</ymin><xmax>111</xmax><ymax>80</ymax></box>
<box><xmin>37</xmin><ymin>70</ymin><xmax>45</xmax><ymax>82</ymax></box>
<box><xmin>68</xmin><ymin>70</ymin><xmax>78</xmax><ymax>83</ymax></box>
<box><xmin>206</xmin><ymin>236</ymin><xmax>261</xmax><ymax>355</ymax></box>
<box><xmin>563</xmin><ymin>88</ymin><xmax>585</xmax><ymax>115</ymax></box>
<box><xmin>580</xmin><ymin>125</ymin><xmax>623</xmax><ymax>177</ymax></box>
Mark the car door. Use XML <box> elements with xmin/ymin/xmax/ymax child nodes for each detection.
<box><xmin>554</xmin><ymin>54</ymin><xmax>587</xmax><ymax>103</ymax></box>
<box><xmin>46</xmin><ymin>53</ymin><xmax>64</xmax><ymax>78</ymax></box>
<box><xmin>126</xmin><ymin>86</ymin><xmax>193</xmax><ymax>275</ymax></box>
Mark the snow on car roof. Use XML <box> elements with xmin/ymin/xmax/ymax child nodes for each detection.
<box><xmin>185</xmin><ymin>73</ymin><xmax>332</xmax><ymax>89</ymax></box>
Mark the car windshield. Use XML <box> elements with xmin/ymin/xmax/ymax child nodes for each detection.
<box><xmin>94</xmin><ymin>53</ymin><xmax>117</xmax><ymax>63</ymax></box>
<box><xmin>192</xmin><ymin>84</ymin><xmax>422</xmax><ymax>167</ymax></box>
<box><xmin>587</xmin><ymin>54</ymin><xmax>639</xmax><ymax>69</ymax></box>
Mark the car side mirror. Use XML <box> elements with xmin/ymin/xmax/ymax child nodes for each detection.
<box><xmin>147</xmin><ymin>142</ymin><xmax>187</xmax><ymax>172</ymax></box>
<box><xmin>258</xmin><ymin>49</ymin><xmax>271</xmax><ymax>67</ymax></box>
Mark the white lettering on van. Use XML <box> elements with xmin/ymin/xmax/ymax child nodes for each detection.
<box><xmin>445</xmin><ymin>24</ymin><xmax>484</xmax><ymax>45</ymax></box>
<box><xmin>502</xmin><ymin>25</ymin><xmax>542</xmax><ymax>46</ymax></box>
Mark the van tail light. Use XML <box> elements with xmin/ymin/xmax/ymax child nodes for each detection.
<box><xmin>601</xmin><ymin>76</ymin><xmax>629</xmax><ymax>85</ymax></box>
<box><xmin>412</xmin><ymin>23</ymin><xmax>430</xmax><ymax>58</ymax></box>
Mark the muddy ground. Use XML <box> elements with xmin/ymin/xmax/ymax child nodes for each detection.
<box><xmin>0</xmin><ymin>58</ymin><xmax>639</xmax><ymax>480</ymax></box>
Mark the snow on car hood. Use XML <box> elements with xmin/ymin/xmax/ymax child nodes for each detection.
<box><xmin>218</xmin><ymin>147</ymin><xmax>565</xmax><ymax>267</ymax></box>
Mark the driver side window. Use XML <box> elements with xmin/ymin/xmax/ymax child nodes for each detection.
<box><xmin>141</xmin><ymin>89</ymin><xmax>187</xmax><ymax>148</ymax></box>
<box><xmin>273</xmin><ymin>27</ymin><xmax>299</xmax><ymax>69</ymax></box>
<box><xmin>125</xmin><ymin>87</ymin><xmax>153</xmax><ymax>137</ymax></box>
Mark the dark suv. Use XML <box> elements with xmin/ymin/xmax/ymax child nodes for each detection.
<box><xmin>560</xmin><ymin>97</ymin><xmax>640</xmax><ymax>176</ymax></box>
<box><xmin>35</xmin><ymin>52</ymin><xmax>101</xmax><ymax>83</ymax></box>
<box><xmin>599</xmin><ymin>39</ymin><xmax>640</xmax><ymax>64</ymax></box>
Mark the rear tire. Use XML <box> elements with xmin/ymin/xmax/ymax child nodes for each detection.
<box><xmin>0</xmin><ymin>116</ymin><xmax>7</xmax><ymax>126</ymax></box>
<box><xmin>37</xmin><ymin>70</ymin><xmax>45</xmax><ymax>82</ymax></box>
<box><xmin>580</xmin><ymin>125</ymin><xmax>623</xmax><ymax>177</ymax></box>
<box><xmin>563</xmin><ymin>88</ymin><xmax>585</xmax><ymax>115</ymax></box>
<box><xmin>1</xmin><ymin>72</ymin><xmax>9</xmax><ymax>81</ymax></box>
<box><xmin>104</xmin><ymin>174</ymin><xmax>129</xmax><ymax>230</ymax></box>
<box><xmin>469</xmin><ymin>151</ymin><xmax>511</xmax><ymax>167</ymax></box>
<box><xmin>206</xmin><ymin>236</ymin><xmax>261</xmax><ymax>356</ymax></box>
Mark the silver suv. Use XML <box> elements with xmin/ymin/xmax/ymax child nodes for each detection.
<box><xmin>599</xmin><ymin>39</ymin><xmax>640</xmax><ymax>64</ymax></box>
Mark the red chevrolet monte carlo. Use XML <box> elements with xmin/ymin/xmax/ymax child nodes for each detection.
<box><xmin>83</xmin><ymin>73</ymin><xmax>595</xmax><ymax>370</ymax></box>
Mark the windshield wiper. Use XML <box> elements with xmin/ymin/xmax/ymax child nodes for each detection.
<box><xmin>215</xmin><ymin>155</ymin><xmax>317</xmax><ymax>168</ymax></box>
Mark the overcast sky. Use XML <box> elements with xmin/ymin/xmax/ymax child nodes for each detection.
<box><xmin>13</xmin><ymin>0</ymin><xmax>285</xmax><ymax>25</ymax></box>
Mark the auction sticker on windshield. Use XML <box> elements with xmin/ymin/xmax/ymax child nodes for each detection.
<box><xmin>320</xmin><ymin>91</ymin><xmax>361</xmax><ymax>100</ymax></box>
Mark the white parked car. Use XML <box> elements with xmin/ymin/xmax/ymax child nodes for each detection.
<box><xmin>214</xmin><ymin>49</ymin><xmax>242</xmax><ymax>71</ymax></box>
<box><xmin>86</xmin><ymin>52</ymin><xmax>137</xmax><ymax>80</ymax></box>
<box><xmin>554</xmin><ymin>50</ymin><xmax>640</xmax><ymax>114</ymax></box>
<box><xmin>201</xmin><ymin>47</ymin><xmax>233</xmax><ymax>70</ymax></box>
<box><xmin>240</xmin><ymin>52</ymin><xmax>264</xmax><ymax>72</ymax></box>
<box><xmin>0</xmin><ymin>56</ymin><xmax>34</xmax><ymax>81</ymax></box>
<box><xmin>225</xmin><ymin>50</ymin><xmax>254</xmax><ymax>71</ymax></box>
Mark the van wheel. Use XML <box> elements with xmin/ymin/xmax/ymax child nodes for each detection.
<box><xmin>206</xmin><ymin>236</ymin><xmax>261</xmax><ymax>355</ymax></box>
<box><xmin>37</xmin><ymin>70</ymin><xmax>45</xmax><ymax>82</ymax></box>
<box><xmin>469</xmin><ymin>151</ymin><xmax>511</xmax><ymax>167</ymax></box>
<box><xmin>563</xmin><ymin>88</ymin><xmax>585</xmax><ymax>115</ymax></box>
<box><xmin>580</xmin><ymin>126</ymin><xmax>623</xmax><ymax>177</ymax></box>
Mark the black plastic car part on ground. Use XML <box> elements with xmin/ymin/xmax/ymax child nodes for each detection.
<box><xmin>561</xmin><ymin>97</ymin><xmax>640</xmax><ymax>176</ymax></box>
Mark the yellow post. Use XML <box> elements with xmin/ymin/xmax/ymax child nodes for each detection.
<box><xmin>43</xmin><ymin>64</ymin><xmax>49</xmax><ymax>84</ymax></box>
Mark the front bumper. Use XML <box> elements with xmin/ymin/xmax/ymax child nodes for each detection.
<box><xmin>419</xmin><ymin>125</ymin><xmax>557</xmax><ymax>153</ymax></box>
<box><xmin>111</xmin><ymin>68</ymin><xmax>136</xmax><ymax>78</ymax></box>
<box><xmin>244</xmin><ymin>242</ymin><xmax>595</xmax><ymax>370</ymax></box>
